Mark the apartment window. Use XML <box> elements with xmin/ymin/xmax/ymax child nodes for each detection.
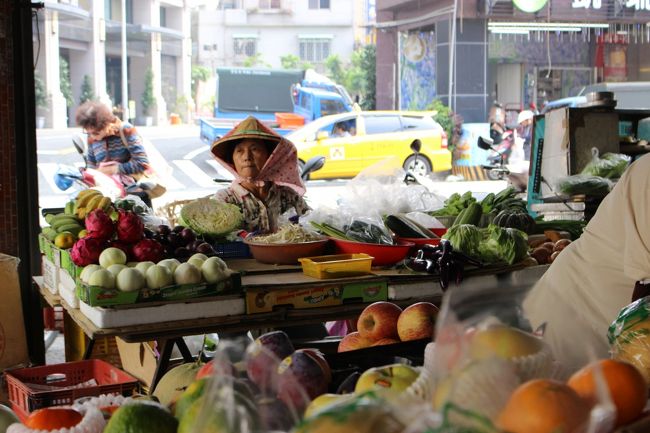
<box><xmin>259</xmin><ymin>0</ymin><xmax>281</xmax><ymax>9</ymax></box>
<box><xmin>160</xmin><ymin>7</ymin><xmax>167</xmax><ymax>27</ymax></box>
<box><xmin>299</xmin><ymin>39</ymin><xmax>331</xmax><ymax>63</ymax></box>
<box><xmin>309</xmin><ymin>0</ymin><xmax>330</xmax><ymax>9</ymax></box>
<box><xmin>105</xmin><ymin>0</ymin><xmax>133</xmax><ymax>23</ymax></box>
<box><xmin>234</xmin><ymin>38</ymin><xmax>257</xmax><ymax>57</ymax></box>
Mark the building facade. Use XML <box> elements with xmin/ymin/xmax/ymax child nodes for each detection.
<box><xmin>36</xmin><ymin>0</ymin><xmax>192</xmax><ymax>128</ymax></box>
<box><xmin>376</xmin><ymin>0</ymin><xmax>650</xmax><ymax>123</ymax></box>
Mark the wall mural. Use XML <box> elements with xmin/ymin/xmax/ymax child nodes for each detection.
<box><xmin>399</xmin><ymin>31</ymin><xmax>436</xmax><ymax>110</ymax></box>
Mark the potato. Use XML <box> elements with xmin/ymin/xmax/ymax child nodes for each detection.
<box><xmin>553</xmin><ymin>239</ymin><xmax>572</xmax><ymax>252</ymax></box>
<box><xmin>531</xmin><ymin>247</ymin><xmax>551</xmax><ymax>265</ymax></box>
<box><xmin>541</xmin><ymin>242</ymin><xmax>555</xmax><ymax>253</ymax></box>
<box><xmin>529</xmin><ymin>238</ymin><xmax>550</xmax><ymax>249</ymax></box>
<box><xmin>549</xmin><ymin>251</ymin><xmax>561</xmax><ymax>263</ymax></box>
<box><xmin>544</xmin><ymin>230</ymin><xmax>563</xmax><ymax>243</ymax></box>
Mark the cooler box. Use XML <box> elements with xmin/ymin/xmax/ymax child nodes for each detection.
<box><xmin>275</xmin><ymin>112</ymin><xmax>305</xmax><ymax>129</ymax></box>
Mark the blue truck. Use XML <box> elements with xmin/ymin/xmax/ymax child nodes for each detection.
<box><xmin>199</xmin><ymin>67</ymin><xmax>353</xmax><ymax>144</ymax></box>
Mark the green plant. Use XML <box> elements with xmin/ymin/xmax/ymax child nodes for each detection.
<box><xmin>141</xmin><ymin>69</ymin><xmax>156</xmax><ymax>117</ymax></box>
<box><xmin>280</xmin><ymin>54</ymin><xmax>301</xmax><ymax>69</ymax></box>
<box><xmin>59</xmin><ymin>57</ymin><xmax>74</xmax><ymax>107</ymax></box>
<box><xmin>358</xmin><ymin>45</ymin><xmax>376</xmax><ymax>110</ymax></box>
<box><xmin>34</xmin><ymin>72</ymin><xmax>48</xmax><ymax>110</ymax></box>
<box><xmin>191</xmin><ymin>65</ymin><xmax>211</xmax><ymax>112</ymax></box>
<box><xmin>324</xmin><ymin>55</ymin><xmax>344</xmax><ymax>84</ymax></box>
<box><xmin>243</xmin><ymin>54</ymin><xmax>271</xmax><ymax>68</ymax></box>
<box><xmin>426</xmin><ymin>99</ymin><xmax>463</xmax><ymax>150</ymax></box>
<box><xmin>174</xmin><ymin>94</ymin><xmax>189</xmax><ymax>122</ymax></box>
<box><xmin>79</xmin><ymin>75</ymin><xmax>95</xmax><ymax>104</ymax></box>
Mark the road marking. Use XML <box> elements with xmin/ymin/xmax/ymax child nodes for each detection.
<box><xmin>37</xmin><ymin>147</ymin><xmax>78</xmax><ymax>156</ymax></box>
<box><xmin>172</xmin><ymin>160</ymin><xmax>219</xmax><ymax>188</ymax></box>
<box><xmin>183</xmin><ymin>146</ymin><xmax>209</xmax><ymax>160</ymax></box>
<box><xmin>205</xmin><ymin>160</ymin><xmax>234</xmax><ymax>180</ymax></box>
<box><xmin>38</xmin><ymin>163</ymin><xmax>71</xmax><ymax>195</ymax></box>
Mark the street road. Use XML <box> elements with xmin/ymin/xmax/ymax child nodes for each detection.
<box><xmin>36</xmin><ymin>125</ymin><xmax>506</xmax><ymax>216</ymax></box>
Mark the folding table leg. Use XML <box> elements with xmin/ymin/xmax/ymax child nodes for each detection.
<box><xmin>150</xmin><ymin>339</ymin><xmax>174</xmax><ymax>392</ymax></box>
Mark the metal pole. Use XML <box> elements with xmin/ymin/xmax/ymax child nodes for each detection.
<box><xmin>121</xmin><ymin>0</ymin><xmax>128</xmax><ymax>121</ymax></box>
<box><xmin>448</xmin><ymin>0</ymin><xmax>458</xmax><ymax>110</ymax></box>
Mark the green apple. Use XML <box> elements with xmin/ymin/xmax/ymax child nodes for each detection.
<box><xmin>304</xmin><ymin>393</ymin><xmax>355</xmax><ymax>419</ymax></box>
<box><xmin>354</xmin><ymin>363</ymin><xmax>419</xmax><ymax>395</ymax></box>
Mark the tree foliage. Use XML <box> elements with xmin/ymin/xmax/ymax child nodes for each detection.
<box><xmin>191</xmin><ymin>65</ymin><xmax>211</xmax><ymax>110</ymax></box>
<box><xmin>426</xmin><ymin>99</ymin><xmax>464</xmax><ymax>149</ymax></box>
<box><xmin>34</xmin><ymin>72</ymin><xmax>48</xmax><ymax>109</ymax></box>
<box><xmin>80</xmin><ymin>75</ymin><xmax>95</xmax><ymax>104</ymax></box>
<box><xmin>141</xmin><ymin>69</ymin><xmax>156</xmax><ymax>116</ymax></box>
<box><xmin>59</xmin><ymin>57</ymin><xmax>74</xmax><ymax>107</ymax></box>
<box><xmin>280</xmin><ymin>54</ymin><xmax>300</xmax><ymax>69</ymax></box>
<box><xmin>323</xmin><ymin>45</ymin><xmax>376</xmax><ymax>110</ymax></box>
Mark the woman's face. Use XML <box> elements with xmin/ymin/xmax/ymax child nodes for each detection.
<box><xmin>232</xmin><ymin>139</ymin><xmax>270</xmax><ymax>178</ymax></box>
<box><xmin>84</xmin><ymin>125</ymin><xmax>109</xmax><ymax>140</ymax></box>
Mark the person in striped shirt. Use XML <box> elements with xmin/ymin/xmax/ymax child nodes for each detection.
<box><xmin>75</xmin><ymin>101</ymin><xmax>151</xmax><ymax>205</ymax></box>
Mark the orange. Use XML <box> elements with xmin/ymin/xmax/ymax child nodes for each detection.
<box><xmin>497</xmin><ymin>379</ymin><xmax>589</xmax><ymax>433</ymax></box>
<box><xmin>25</xmin><ymin>407</ymin><xmax>83</xmax><ymax>430</ymax></box>
<box><xmin>568</xmin><ymin>359</ymin><xmax>647</xmax><ymax>427</ymax></box>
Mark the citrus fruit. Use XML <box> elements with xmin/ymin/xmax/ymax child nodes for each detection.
<box><xmin>568</xmin><ymin>359</ymin><xmax>647</xmax><ymax>427</ymax></box>
<box><xmin>24</xmin><ymin>407</ymin><xmax>83</xmax><ymax>430</ymax></box>
<box><xmin>497</xmin><ymin>379</ymin><xmax>589</xmax><ymax>433</ymax></box>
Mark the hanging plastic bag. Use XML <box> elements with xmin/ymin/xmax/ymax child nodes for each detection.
<box><xmin>580</xmin><ymin>147</ymin><xmax>631</xmax><ymax>179</ymax></box>
<box><xmin>557</xmin><ymin>175</ymin><xmax>612</xmax><ymax>197</ymax></box>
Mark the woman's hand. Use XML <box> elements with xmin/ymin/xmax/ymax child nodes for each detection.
<box><xmin>98</xmin><ymin>161</ymin><xmax>119</xmax><ymax>175</ymax></box>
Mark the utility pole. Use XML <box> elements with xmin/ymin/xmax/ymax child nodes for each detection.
<box><xmin>121</xmin><ymin>0</ymin><xmax>128</xmax><ymax>121</ymax></box>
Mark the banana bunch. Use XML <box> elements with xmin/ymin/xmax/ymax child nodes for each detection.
<box><xmin>42</xmin><ymin>213</ymin><xmax>84</xmax><ymax>241</ymax></box>
<box><xmin>74</xmin><ymin>189</ymin><xmax>112</xmax><ymax>219</ymax></box>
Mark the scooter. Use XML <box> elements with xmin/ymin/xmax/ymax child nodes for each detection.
<box><xmin>477</xmin><ymin>136</ymin><xmax>529</xmax><ymax>191</ymax></box>
<box><xmin>478</xmin><ymin>136</ymin><xmax>510</xmax><ymax>181</ymax></box>
<box><xmin>53</xmin><ymin>134</ymin><xmax>164</xmax><ymax>202</ymax></box>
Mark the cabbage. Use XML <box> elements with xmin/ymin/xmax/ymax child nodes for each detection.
<box><xmin>442</xmin><ymin>224</ymin><xmax>482</xmax><ymax>257</ymax></box>
<box><xmin>180</xmin><ymin>198</ymin><xmax>243</xmax><ymax>237</ymax></box>
<box><xmin>477</xmin><ymin>224</ymin><xmax>529</xmax><ymax>265</ymax></box>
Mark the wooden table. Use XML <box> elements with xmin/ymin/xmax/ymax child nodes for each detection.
<box><xmin>35</xmin><ymin>262</ymin><xmax>549</xmax><ymax>390</ymax></box>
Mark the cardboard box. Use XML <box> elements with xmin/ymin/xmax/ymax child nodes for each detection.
<box><xmin>41</xmin><ymin>257</ymin><xmax>59</xmax><ymax>295</ymax></box>
<box><xmin>59</xmin><ymin>249</ymin><xmax>82</xmax><ymax>280</ymax></box>
<box><xmin>0</xmin><ymin>254</ymin><xmax>29</xmax><ymax>371</ymax></box>
<box><xmin>76</xmin><ymin>272</ymin><xmax>242</xmax><ymax>307</ymax></box>
<box><xmin>246</xmin><ymin>280</ymin><xmax>388</xmax><ymax>314</ymax></box>
<box><xmin>115</xmin><ymin>338</ymin><xmax>158</xmax><ymax>390</ymax></box>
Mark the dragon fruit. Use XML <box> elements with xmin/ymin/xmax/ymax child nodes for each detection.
<box><xmin>85</xmin><ymin>209</ymin><xmax>115</xmax><ymax>241</ymax></box>
<box><xmin>116</xmin><ymin>210</ymin><xmax>144</xmax><ymax>244</ymax></box>
<box><xmin>110</xmin><ymin>240</ymin><xmax>134</xmax><ymax>262</ymax></box>
<box><xmin>70</xmin><ymin>236</ymin><xmax>106</xmax><ymax>266</ymax></box>
<box><xmin>132</xmin><ymin>239</ymin><xmax>165</xmax><ymax>263</ymax></box>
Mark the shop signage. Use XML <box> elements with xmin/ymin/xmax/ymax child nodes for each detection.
<box><xmin>512</xmin><ymin>0</ymin><xmax>549</xmax><ymax>13</ymax></box>
<box><xmin>572</xmin><ymin>0</ymin><xmax>650</xmax><ymax>11</ymax></box>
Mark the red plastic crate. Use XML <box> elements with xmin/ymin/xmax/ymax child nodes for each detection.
<box><xmin>5</xmin><ymin>359</ymin><xmax>138</xmax><ymax>421</ymax></box>
<box><xmin>275</xmin><ymin>112</ymin><xmax>305</xmax><ymax>129</ymax></box>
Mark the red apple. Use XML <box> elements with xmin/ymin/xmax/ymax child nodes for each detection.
<box><xmin>397</xmin><ymin>302</ymin><xmax>439</xmax><ymax>342</ymax></box>
<box><xmin>246</xmin><ymin>330</ymin><xmax>295</xmax><ymax>392</ymax></box>
<box><xmin>371</xmin><ymin>338</ymin><xmax>400</xmax><ymax>346</ymax></box>
<box><xmin>296</xmin><ymin>348</ymin><xmax>332</xmax><ymax>384</ymax></box>
<box><xmin>357</xmin><ymin>302</ymin><xmax>402</xmax><ymax>341</ymax></box>
<box><xmin>338</xmin><ymin>332</ymin><xmax>373</xmax><ymax>352</ymax></box>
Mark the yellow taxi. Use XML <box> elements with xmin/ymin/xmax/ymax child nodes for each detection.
<box><xmin>286</xmin><ymin>110</ymin><xmax>452</xmax><ymax>179</ymax></box>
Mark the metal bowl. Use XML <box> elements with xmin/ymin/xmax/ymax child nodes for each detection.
<box><xmin>243</xmin><ymin>239</ymin><xmax>330</xmax><ymax>265</ymax></box>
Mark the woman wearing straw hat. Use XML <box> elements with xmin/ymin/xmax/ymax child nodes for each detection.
<box><xmin>211</xmin><ymin>116</ymin><xmax>310</xmax><ymax>234</ymax></box>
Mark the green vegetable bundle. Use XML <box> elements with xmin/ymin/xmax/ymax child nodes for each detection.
<box><xmin>443</xmin><ymin>224</ymin><xmax>529</xmax><ymax>265</ymax></box>
<box><xmin>557</xmin><ymin>175</ymin><xmax>612</xmax><ymax>197</ymax></box>
<box><xmin>581</xmin><ymin>152</ymin><xmax>630</xmax><ymax>179</ymax></box>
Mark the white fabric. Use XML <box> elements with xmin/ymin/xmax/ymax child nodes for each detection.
<box><xmin>523</xmin><ymin>153</ymin><xmax>650</xmax><ymax>375</ymax></box>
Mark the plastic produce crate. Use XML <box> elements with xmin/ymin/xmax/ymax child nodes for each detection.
<box><xmin>5</xmin><ymin>359</ymin><xmax>138</xmax><ymax>421</ymax></box>
<box><xmin>213</xmin><ymin>241</ymin><xmax>251</xmax><ymax>259</ymax></box>
<box><xmin>275</xmin><ymin>112</ymin><xmax>305</xmax><ymax>129</ymax></box>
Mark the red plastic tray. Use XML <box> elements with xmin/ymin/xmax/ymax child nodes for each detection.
<box><xmin>330</xmin><ymin>238</ymin><xmax>414</xmax><ymax>267</ymax></box>
<box><xmin>5</xmin><ymin>359</ymin><xmax>138</xmax><ymax>421</ymax></box>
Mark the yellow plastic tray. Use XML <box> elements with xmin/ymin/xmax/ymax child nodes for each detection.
<box><xmin>298</xmin><ymin>253</ymin><xmax>374</xmax><ymax>279</ymax></box>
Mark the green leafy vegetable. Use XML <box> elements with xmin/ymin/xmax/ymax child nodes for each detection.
<box><xmin>180</xmin><ymin>198</ymin><xmax>243</xmax><ymax>236</ymax></box>
<box><xmin>581</xmin><ymin>152</ymin><xmax>631</xmax><ymax>179</ymax></box>
<box><xmin>558</xmin><ymin>175</ymin><xmax>611</xmax><ymax>197</ymax></box>
<box><xmin>477</xmin><ymin>225</ymin><xmax>529</xmax><ymax>265</ymax></box>
<box><xmin>442</xmin><ymin>224</ymin><xmax>482</xmax><ymax>256</ymax></box>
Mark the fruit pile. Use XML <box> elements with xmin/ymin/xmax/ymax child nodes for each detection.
<box><xmin>73</xmin><ymin>190</ymin><xmax>113</xmax><ymax>219</ymax></box>
<box><xmin>338</xmin><ymin>301</ymin><xmax>439</xmax><ymax>352</ymax></box>
<box><xmin>80</xmin><ymin>249</ymin><xmax>232</xmax><ymax>292</ymax></box>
